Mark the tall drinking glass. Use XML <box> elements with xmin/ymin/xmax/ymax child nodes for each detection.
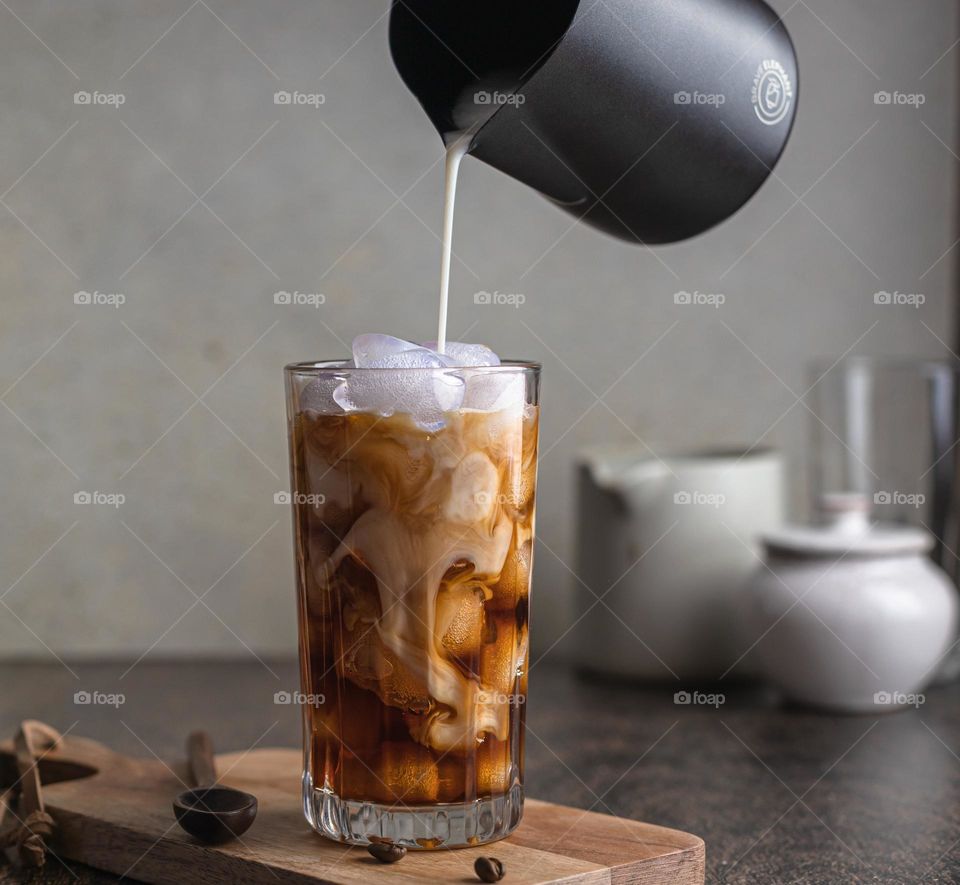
<box><xmin>284</xmin><ymin>360</ymin><xmax>540</xmax><ymax>849</ymax></box>
<box><xmin>808</xmin><ymin>357</ymin><xmax>959</xmax><ymax>573</ymax></box>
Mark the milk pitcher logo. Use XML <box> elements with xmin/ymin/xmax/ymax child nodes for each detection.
<box><xmin>752</xmin><ymin>60</ymin><xmax>793</xmax><ymax>126</ymax></box>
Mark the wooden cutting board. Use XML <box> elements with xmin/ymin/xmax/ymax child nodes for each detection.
<box><xmin>0</xmin><ymin>730</ymin><xmax>704</xmax><ymax>884</ymax></box>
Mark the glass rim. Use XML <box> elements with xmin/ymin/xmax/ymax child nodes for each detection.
<box><xmin>285</xmin><ymin>359</ymin><xmax>541</xmax><ymax>375</ymax></box>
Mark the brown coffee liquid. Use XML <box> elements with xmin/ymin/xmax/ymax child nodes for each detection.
<box><xmin>291</xmin><ymin>405</ymin><xmax>537</xmax><ymax>806</ymax></box>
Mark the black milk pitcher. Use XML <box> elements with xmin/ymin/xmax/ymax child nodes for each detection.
<box><xmin>389</xmin><ymin>0</ymin><xmax>799</xmax><ymax>244</ymax></box>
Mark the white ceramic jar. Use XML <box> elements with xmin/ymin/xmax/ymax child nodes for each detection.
<box><xmin>747</xmin><ymin>495</ymin><xmax>958</xmax><ymax>712</ymax></box>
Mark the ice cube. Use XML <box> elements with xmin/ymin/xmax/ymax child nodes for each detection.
<box><xmin>463</xmin><ymin>371</ymin><xmax>526</xmax><ymax>412</ymax></box>
<box><xmin>340</xmin><ymin>742</ymin><xmax>439</xmax><ymax>804</ymax></box>
<box><xmin>299</xmin><ymin>375</ymin><xmax>346</xmax><ymax>414</ymax></box>
<box><xmin>437</xmin><ymin>756</ymin><xmax>467</xmax><ymax>803</ymax></box>
<box><xmin>316</xmin><ymin>686</ymin><xmax>383</xmax><ymax>754</ymax></box>
<box><xmin>477</xmin><ymin>737</ymin><xmax>513</xmax><ymax>795</ymax></box>
<box><xmin>420</xmin><ymin>341</ymin><xmax>501</xmax><ymax>367</ymax></box>
<box><xmin>334</xmin><ymin>335</ymin><xmax>513</xmax><ymax>426</ymax></box>
<box><xmin>352</xmin><ymin>333</ymin><xmax>420</xmax><ymax>368</ymax></box>
<box><xmin>372</xmin><ymin>348</ymin><xmax>452</xmax><ymax>371</ymax></box>
<box><xmin>487</xmin><ymin>534</ymin><xmax>532</xmax><ymax>612</ymax></box>
<box><xmin>481</xmin><ymin>613</ymin><xmax>525</xmax><ymax>696</ymax></box>
<box><xmin>335</xmin><ymin>337</ymin><xmax>465</xmax><ymax>428</ymax></box>
<box><xmin>437</xmin><ymin>584</ymin><xmax>485</xmax><ymax>659</ymax></box>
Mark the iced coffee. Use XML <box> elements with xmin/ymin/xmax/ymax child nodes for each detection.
<box><xmin>285</xmin><ymin>340</ymin><xmax>539</xmax><ymax>849</ymax></box>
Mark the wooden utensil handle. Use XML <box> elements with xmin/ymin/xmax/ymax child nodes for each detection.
<box><xmin>14</xmin><ymin>721</ymin><xmax>61</xmax><ymax>816</ymax></box>
<box><xmin>186</xmin><ymin>732</ymin><xmax>217</xmax><ymax>788</ymax></box>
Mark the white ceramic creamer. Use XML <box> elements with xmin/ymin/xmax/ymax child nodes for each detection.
<box><xmin>574</xmin><ymin>446</ymin><xmax>784</xmax><ymax>682</ymax></box>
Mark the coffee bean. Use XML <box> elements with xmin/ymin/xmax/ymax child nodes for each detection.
<box><xmin>475</xmin><ymin>856</ymin><xmax>506</xmax><ymax>882</ymax></box>
<box><xmin>367</xmin><ymin>842</ymin><xmax>406</xmax><ymax>863</ymax></box>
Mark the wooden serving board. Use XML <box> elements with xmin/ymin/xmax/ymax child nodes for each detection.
<box><xmin>0</xmin><ymin>731</ymin><xmax>704</xmax><ymax>884</ymax></box>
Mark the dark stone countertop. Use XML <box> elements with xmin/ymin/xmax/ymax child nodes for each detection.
<box><xmin>0</xmin><ymin>660</ymin><xmax>958</xmax><ymax>884</ymax></box>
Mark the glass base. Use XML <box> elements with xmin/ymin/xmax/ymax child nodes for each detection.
<box><xmin>302</xmin><ymin>772</ymin><xmax>524</xmax><ymax>849</ymax></box>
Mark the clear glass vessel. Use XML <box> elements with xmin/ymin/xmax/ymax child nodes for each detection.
<box><xmin>808</xmin><ymin>356</ymin><xmax>960</xmax><ymax>682</ymax></box>
<box><xmin>284</xmin><ymin>360</ymin><xmax>540</xmax><ymax>849</ymax></box>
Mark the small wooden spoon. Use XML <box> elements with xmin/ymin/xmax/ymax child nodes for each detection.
<box><xmin>173</xmin><ymin>731</ymin><xmax>258</xmax><ymax>844</ymax></box>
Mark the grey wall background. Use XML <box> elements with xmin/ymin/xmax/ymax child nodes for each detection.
<box><xmin>0</xmin><ymin>0</ymin><xmax>957</xmax><ymax>661</ymax></box>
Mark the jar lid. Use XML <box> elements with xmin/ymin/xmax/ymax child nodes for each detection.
<box><xmin>761</xmin><ymin>493</ymin><xmax>933</xmax><ymax>558</ymax></box>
